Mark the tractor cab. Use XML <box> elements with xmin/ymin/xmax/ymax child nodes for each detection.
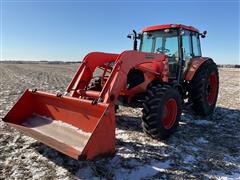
<box><xmin>130</xmin><ymin>24</ymin><xmax>205</xmax><ymax>81</ymax></box>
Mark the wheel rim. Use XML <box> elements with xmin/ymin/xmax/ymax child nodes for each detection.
<box><xmin>207</xmin><ymin>72</ymin><xmax>218</xmax><ymax>105</ymax></box>
<box><xmin>162</xmin><ymin>98</ymin><xmax>177</xmax><ymax>129</ymax></box>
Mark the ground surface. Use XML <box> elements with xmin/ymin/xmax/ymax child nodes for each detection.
<box><xmin>0</xmin><ymin>63</ymin><xmax>239</xmax><ymax>180</ymax></box>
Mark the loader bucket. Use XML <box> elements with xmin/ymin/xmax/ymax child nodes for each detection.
<box><xmin>3</xmin><ymin>89</ymin><xmax>115</xmax><ymax>160</ymax></box>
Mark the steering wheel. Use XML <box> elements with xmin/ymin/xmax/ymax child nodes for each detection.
<box><xmin>156</xmin><ymin>47</ymin><xmax>170</xmax><ymax>54</ymax></box>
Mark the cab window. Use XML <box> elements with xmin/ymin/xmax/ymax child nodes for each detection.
<box><xmin>182</xmin><ymin>30</ymin><xmax>192</xmax><ymax>61</ymax></box>
<box><xmin>165</xmin><ymin>34</ymin><xmax>179</xmax><ymax>62</ymax></box>
<box><xmin>192</xmin><ymin>33</ymin><xmax>201</xmax><ymax>57</ymax></box>
<box><xmin>140</xmin><ymin>30</ymin><xmax>179</xmax><ymax>63</ymax></box>
<box><xmin>141</xmin><ymin>34</ymin><xmax>153</xmax><ymax>52</ymax></box>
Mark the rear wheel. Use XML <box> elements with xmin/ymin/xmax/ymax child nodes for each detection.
<box><xmin>188</xmin><ymin>60</ymin><xmax>219</xmax><ymax>116</ymax></box>
<box><xmin>142</xmin><ymin>84</ymin><xmax>182</xmax><ymax>140</ymax></box>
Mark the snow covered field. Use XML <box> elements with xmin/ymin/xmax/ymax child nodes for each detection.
<box><xmin>0</xmin><ymin>63</ymin><xmax>239</xmax><ymax>179</ymax></box>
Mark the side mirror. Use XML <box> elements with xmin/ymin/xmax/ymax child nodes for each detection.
<box><xmin>127</xmin><ymin>30</ymin><xmax>141</xmax><ymax>50</ymax></box>
<box><xmin>201</xmin><ymin>31</ymin><xmax>207</xmax><ymax>38</ymax></box>
<box><xmin>127</xmin><ymin>31</ymin><xmax>141</xmax><ymax>39</ymax></box>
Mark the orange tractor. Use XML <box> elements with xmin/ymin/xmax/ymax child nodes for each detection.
<box><xmin>3</xmin><ymin>24</ymin><xmax>219</xmax><ymax>160</ymax></box>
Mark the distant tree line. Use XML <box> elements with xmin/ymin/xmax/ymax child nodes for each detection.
<box><xmin>0</xmin><ymin>60</ymin><xmax>81</xmax><ymax>64</ymax></box>
<box><xmin>217</xmin><ymin>64</ymin><xmax>240</xmax><ymax>68</ymax></box>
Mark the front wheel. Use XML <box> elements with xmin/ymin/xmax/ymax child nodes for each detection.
<box><xmin>142</xmin><ymin>84</ymin><xmax>182</xmax><ymax>140</ymax></box>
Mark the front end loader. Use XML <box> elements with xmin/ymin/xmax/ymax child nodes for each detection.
<box><xmin>3</xmin><ymin>24</ymin><xmax>219</xmax><ymax>160</ymax></box>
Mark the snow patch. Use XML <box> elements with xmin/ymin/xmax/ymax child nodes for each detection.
<box><xmin>196</xmin><ymin>137</ymin><xmax>209</xmax><ymax>144</ymax></box>
<box><xmin>192</xmin><ymin>119</ymin><xmax>213</xmax><ymax>125</ymax></box>
<box><xmin>209</xmin><ymin>172</ymin><xmax>240</xmax><ymax>180</ymax></box>
<box><xmin>115</xmin><ymin>160</ymin><xmax>171</xmax><ymax>179</ymax></box>
<box><xmin>183</xmin><ymin>154</ymin><xmax>195</xmax><ymax>163</ymax></box>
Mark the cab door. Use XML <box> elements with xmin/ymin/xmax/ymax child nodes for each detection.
<box><xmin>182</xmin><ymin>30</ymin><xmax>202</xmax><ymax>73</ymax></box>
<box><xmin>181</xmin><ymin>30</ymin><xmax>193</xmax><ymax>74</ymax></box>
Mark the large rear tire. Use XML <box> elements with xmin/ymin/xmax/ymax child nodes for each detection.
<box><xmin>188</xmin><ymin>59</ymin><xmax>219</xmax><ymax>116</ymax></box>
<box><xmin>142</xmin><ymin>84</ymin><xmax>182</xmax><ymax>140</ymax></box>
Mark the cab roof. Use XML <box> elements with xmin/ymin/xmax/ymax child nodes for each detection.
<box><xmin>142</xmin><ymin>24</ymin><xmax>199</xmax><ymax>33</ymax></box>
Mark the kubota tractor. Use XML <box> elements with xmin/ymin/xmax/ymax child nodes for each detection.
<box><xmin>3</xmin><ymin>24</ymin><xmax>219</xmax><ymax>160</ymax></box>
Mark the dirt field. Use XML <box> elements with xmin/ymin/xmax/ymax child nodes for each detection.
<box><xmin>0</xmin><ymin>63</ymin><xmax>239</xmax><ymax>179</ymax></box>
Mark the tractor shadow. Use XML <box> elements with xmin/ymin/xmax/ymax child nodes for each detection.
<box><xmin>33</xmin><ymin>106</ymin><xmax>240</xmax><ymax>179</ymax></box>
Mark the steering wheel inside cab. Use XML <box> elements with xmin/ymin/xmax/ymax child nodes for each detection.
<box><xmin>156</xmin><ymin>47</ymin><xmax>170</xmax><ymax>54</ymax></box>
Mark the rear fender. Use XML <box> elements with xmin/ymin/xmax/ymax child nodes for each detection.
<box><xmin>184</xmin><ymin>57</ymin><xmax>210</xmax><ymax>81</ymax></box>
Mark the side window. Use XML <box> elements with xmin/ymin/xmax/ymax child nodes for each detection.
<box><xmin>182</xmin><ymin>30</ymin><xmax>192</xmax><ymax>61</ymax></box>
<box><xmin>192</xmin><ymin>33</ymin><xmax>201</xmax><ymax>57</ymax></box>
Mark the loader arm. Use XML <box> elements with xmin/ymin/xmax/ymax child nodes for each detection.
<box><xmin>66</xmin><ymin>52</ymin><xmax>119</xmax><ymax>97</ymax></box>
<box><xmin>66</xmin><ymin>50</ymin><xmax>168</xmax><ymax>104</ymax></box>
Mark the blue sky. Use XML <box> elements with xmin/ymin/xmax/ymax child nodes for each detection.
<box><xmin>0</xmin><ymin>0</ymin><xmax>239</xmax><ymax>64</ymax></box>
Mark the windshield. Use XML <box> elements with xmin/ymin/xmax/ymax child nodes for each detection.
<box><xmin>140</xmin><ymin>29</ymin><xmax>179</xmax><ymax>62</ymax></box>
